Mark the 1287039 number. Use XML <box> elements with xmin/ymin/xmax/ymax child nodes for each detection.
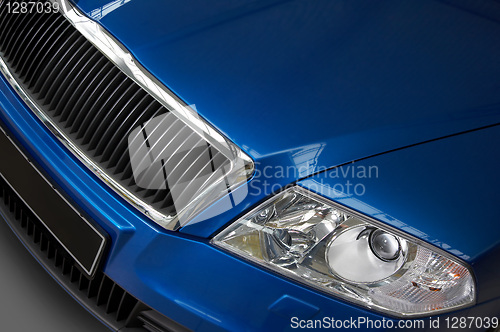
<box><xmin>6</xmin><ymin>1</ymin><xmax>60</xmax><ymax>14</ymax></box>
<box><xmin>445</xmin><ymin>316</ymin><xmax>499</xmax><ymax>329</ymax></box>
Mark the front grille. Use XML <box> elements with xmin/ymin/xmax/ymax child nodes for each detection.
<box><xmin>0</xmin><ymin>0</ymin><xmax>231</xmax><ymax>230</ymax></box>
<box><xmin>0</xmin><ymin>172</ymin><xmax>189</xmax><ymax>331</ymax></box>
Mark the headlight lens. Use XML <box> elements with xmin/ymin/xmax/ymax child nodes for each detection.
<box><xmin>212</xmin><ymin>187</ymin><xmax>475</xmax><ymax>317</ymax></box>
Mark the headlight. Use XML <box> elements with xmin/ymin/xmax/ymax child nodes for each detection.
<box><xmin>212</xmin><ymin>186</ymin><xmax>475</xmax><ymax>317</ymax></box>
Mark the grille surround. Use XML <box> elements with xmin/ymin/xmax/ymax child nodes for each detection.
<box><xmin>0</xmin><ymin>0</ymin><xmax>254</xmax><ymax>231</ymax></box>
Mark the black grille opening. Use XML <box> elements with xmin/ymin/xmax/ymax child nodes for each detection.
<box><xmin>0</xmin><ymin>174</ymin><xmax>142</xmax><ymax>330</ymax></box>
<box><xmin>0</xmin><ymin>0</ymin><xmax>231</xmax><ymax>228</ymax></box>
<box><xmin>0</xmin><ymin>171</ymin><xmax>190</xmax><ymax>332</ymax></box>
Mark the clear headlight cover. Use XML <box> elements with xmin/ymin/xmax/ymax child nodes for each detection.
<box><xmin>212</xmin><ymin>187</ymin><xmax>475</xmax><ymax>317</ymax></box>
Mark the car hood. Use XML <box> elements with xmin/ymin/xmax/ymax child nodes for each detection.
<box><xmin>300</xmin><ymin>123</ymin><xmax>500</xmax><ymax>263</ymax></box>
<box><xmin>73</xmin><ymin>0</ymin><xmax>500</xmax><ymax>178</ymax></box>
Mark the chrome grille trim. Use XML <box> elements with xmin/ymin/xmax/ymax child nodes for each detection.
<box><xmin>56</xmin><ymin>0</ymin><xmax>244</xmax><ymax>161</ymax></box>
<box><xmin>0</xmin><ymin>0</ymin><xmax>254</xmax><ymax>230</ymax></box>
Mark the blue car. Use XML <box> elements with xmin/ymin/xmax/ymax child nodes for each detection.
<box><xmin>0</xmin><ymin>0</ymin><xmax>499</xmax><ymax>331</ymax></box>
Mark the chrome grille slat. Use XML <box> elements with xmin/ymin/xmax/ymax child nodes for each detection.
<box><xmin>160</xmin><ymin>144</ymin><xmax>223</xmax><ymax>209</ymax></box>
<box><xmin>184</xmin><ymin>150</ymin><xmax>228</xmax><ymax>203</ymax></box>
<box><xmin>171</xmin><ymin>143</ymin><xmax>220</xmax><ymax>189</ymax></box>
<box><xmin>0</xmin><ymin>3</ymin><xmax>8</xmax><ymax>21</ymax></box>
<box><xmin>3</xmin><ymin>10</ymin><xmax>32</xmax><ymax>55</ymax></box>
<box><xmin>32</xmin><ymin>28</ymin><xmax>80</xmax><ymax>93</ymax></box>
<box><xmin>54</xmin><ymin>49</ymin><xmax>103</xmax><ymax>117</ymax></box>
<box><xmin>141</xmin><ymin>123</ymin><xmax>195</xmax><ymax>189</ymax></box>
<box><xmin>39</xmin><ymin>35</ymin><xmax>89</xmax><ymax>102</ymax></box>
<box><xmin>184</xmin><ymin>150</ymin><xmax>226</xmax><ymax>197</ymax></box>
<box><xmin>9</xmin><ymin>13</ymin><xmax>47</xmax><ymax>67</ymax></box>
<box><xmin>0</xmin><ymin>6</ymin><xmax>18</xmax><ymax>44</ymax></box>
<box><xmin>114</xmin><ymin>103</ymin><xmax>164</xmax><ymax>175</ymax></box>
<box><xmin>95</xmin><ymin>89</ymin><xmax>148</xmax><ymax>161</ymax></box>
<box><xmin>102</xmin><ymin>93</ymin><xmax>151</xmax><ymax>165</ymax></box>
<box><xmin>6</xmin><ymin>8</ymin><xmax>35</xmax><ymax>51</ymax></box>
<box><xmin>173</xmin><ymin>158</ymin><xmax>225</xmax><ymax>211</ymax></box>
<box><xmin>89</xmin><ymin>83</ymin><xmax>141</xmax><ymax>153</ymax></box>
<box><xmin>65</xmin><ymin>62</ymin><xmax>117</xmax><ymax>128</ymax></box>
<box><xmin>48</xmin><ymin>45</ymin><xmax>97</xmax><ymax>112</ymax></box>
<box><xmin>108</xmin><ymin>98</ymin><xmax>158</xmax><ymax>170</ymax></box>
<box><xmin>73</xmin><ymin>68</ymin><xmax>124</xmax><ymax>137</ymax></box>
<box><xmin>125</xmin><ymin>114</ymin><xmax>180</xmax><ymax>178</ymax></box>
<box><xmin>161</xmin><ymin>135</ymin><xmax>204</xmax><ymax>185</ymax></box>
<box><xmin>81</xmin><ymin>77</ymin><xmax>133</xmax><ymax>145</ymax></box>
<box><xmin>143</xmin><ymin>130</ymin><xmax>200</xmax><ymax>197</ymax></box>
<box><xmin>12</xmin><ymin>12</ymin><xmax>55</xmax><ymax>71</ymax></box>
<box><xmin>9</xmin><ymin>15</ymin><xmax>50</xmax><ymax>70</ymax></box>
<box><xmin>23</xmin><ymin>16</ymin><xmax>69</xmax><ymax>84</ymax></box>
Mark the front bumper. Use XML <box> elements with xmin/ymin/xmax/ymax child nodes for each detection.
<box><xmin>1</xmin><ymin>49</ymin><xmax>499</xmax><ymax>332</ymax></box>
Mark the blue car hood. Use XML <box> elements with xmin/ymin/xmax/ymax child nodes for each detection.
<box><xmin>300</xmin><ymin>124</ymin><xmax>500</xmax><ymax>263</ymax></box>
<box><xmin>73</xmin><ymin>0</ymin><xmax>500</xmax><ymax>177</ymax></box>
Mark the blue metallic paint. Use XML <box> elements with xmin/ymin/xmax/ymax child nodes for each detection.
<box><xmin>1</xmin><ymin>0</ymin><xmax>500</xmax><ymax>329</ymax></box>
<box><xmin>1</xmin><ymin>74</ymin><xmax>499</xmax><ymax>328</ymax></box>
<box><xmin>0</xmin><ymin>78</ymin><xmax>399</xmax><ymax>330</ymax></box>
<box><xmin>0</xmin><ymin>64</ymin><xmax>390</xmax><ymax>332</ymax></box>
<box><xmin>69</xmin><ymin>0</ymin><xmax>500</xmax><ymax>239</ymax></box>
<box><xmin>73</xmin><ymin>0</ymin><xmax>500</xmax><ymax>193</ymax></box>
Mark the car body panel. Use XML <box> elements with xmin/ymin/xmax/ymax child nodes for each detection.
<box><xmin>71</xmin><ymin>0</ymin><xmax>500</xmax><ymax>178</ymax></box>
<box><xmin>69</xmin><ymin>0</ymin><xmax>500</xmax><ymax>238</ymax></box>
<box><xmin>1</xmin><ymin>74</ymin><xmax>499</xmax><ymax>327</ymax></box>
<box><xmin>0</xmin><ymin>75</ymin><xmax>475</xmax><ymax>331</ymax></box>
<box><xmin>1</xmin><ymin>0</ymin><xmax>500</xmax><ymax>329</ymax></box>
